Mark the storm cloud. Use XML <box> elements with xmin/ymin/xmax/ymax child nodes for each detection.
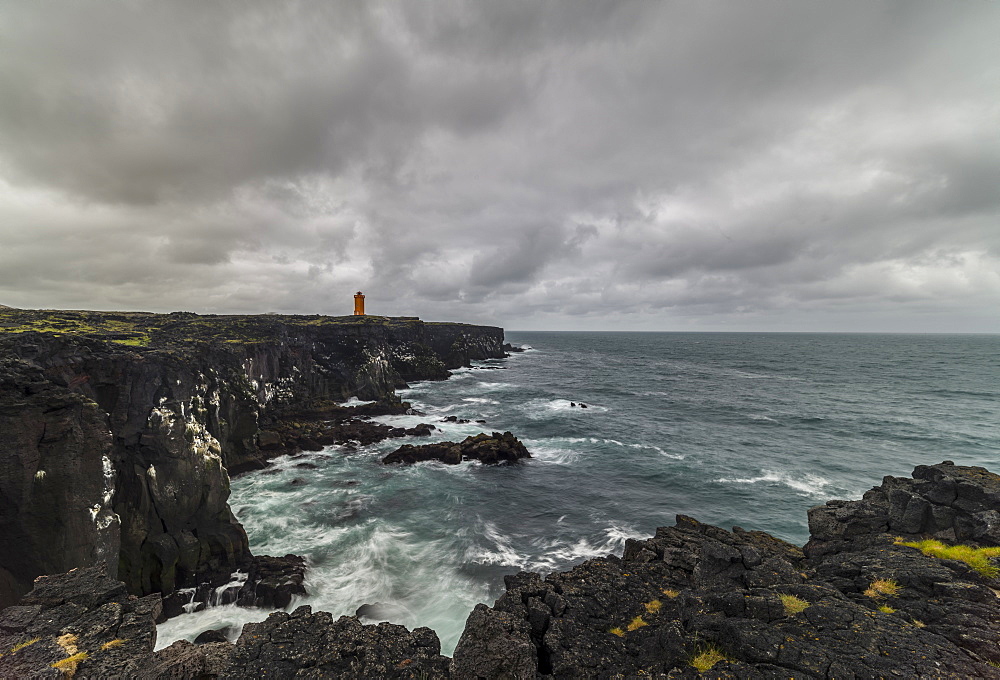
<box><xmin>1</xmin><ymin>1</ymin><xmax>997</xmax><ymax>330</ymax></box>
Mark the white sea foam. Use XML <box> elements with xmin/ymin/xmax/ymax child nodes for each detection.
<box><xmin>462</xmin><ymin>397</ymin><xmax>500</xmax><ymax>405</ymax></box>
<box><xmin>338</xmin><ymin>396</ymin><xmax>376</xmax><ymax>407</ymax></box>
<box><xmin>466</xmin><ymin>521</ymin><xmax>646</xmax><ymax>573</ymax></box>
<box><xmin>715</xmin><ymin>470</ymin><xmax>832</xmax><ymax>498</ymax></box>
<box><xmin>521</xmin><ymin>398</ymin><xmax>609</xmax><ymax>418</ymax></box>
<box><xmin>524</xmin><ymin>436</ymin><xmax>683</xmax><ymax>460</ymax></box>
<box><xmin>155</xmin><ymin>603</ymin><xmax>280</xmax><ymax>651</ymax></box>
<box><xmin>527</xmin><ymin>445</ymin><xmax>580</xmax><ymax>465</ymax></box>
<box><xmin>474</xmin><ymin>381</ymin><xmax>512</xmax><ymax>391</ymax></box>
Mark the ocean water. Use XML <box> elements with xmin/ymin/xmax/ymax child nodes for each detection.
<box><xmin>156</xmin><ymin>332</ymin><xmax>1000</xmax><ymax>653</ymax></box>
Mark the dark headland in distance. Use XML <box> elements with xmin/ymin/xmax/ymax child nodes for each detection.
<box><xmin>1</xmin><ymin>306</ymin><xmax>999</xmax><ymax>677</ymax></box>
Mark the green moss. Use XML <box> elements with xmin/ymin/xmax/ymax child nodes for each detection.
<box><xmin>897</xmin><ymin>539</ymin><xmax>1000</xmax><ymax>578</ymax></box>
<box><xmin>111</xmin><ymin>335</ymin><xmax>150</xmax><ymax>346</ymax></box>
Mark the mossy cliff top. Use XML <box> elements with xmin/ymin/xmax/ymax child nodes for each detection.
<box><xmin>0</xmin><ymin>307</ymin><xmax>492</xmax><ymax>349</ymax></box>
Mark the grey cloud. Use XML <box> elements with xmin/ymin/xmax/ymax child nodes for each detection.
<box><xmin>0</xmin><ymin>1</ymin><xmax>998</xmax><ymax>331</ymax></box>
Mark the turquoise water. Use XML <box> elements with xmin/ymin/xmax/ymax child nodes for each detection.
<box><xmin>157</xmin><ymin>332</ymin><xmax>1000</xmax><ymax>653</ymax></box>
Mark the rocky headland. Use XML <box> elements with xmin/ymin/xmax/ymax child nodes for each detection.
<box><xmin>1</xmin><ymin>461</ymin><xmax>998</xmax><ymax>677</ymax></box>
<box><xmin>2</xmin><ymin>307</ymin><xmax>999</xmax><ymax>678</ymax></box>
<box><xmin>0</xmin><ymin>307</ymin><xmax>504</xmax><ymax>615</ymax></box>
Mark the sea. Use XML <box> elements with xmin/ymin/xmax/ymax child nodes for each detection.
<box><xmin>156</xmin><ymin>331</ymin><xmax>999</xmax><ymax>654</ymax></box>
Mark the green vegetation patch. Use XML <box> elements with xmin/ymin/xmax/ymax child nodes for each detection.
<box><xmin>1</xmin><ymin>637</ymin><xmax>40</xmax><ymax>658</ymax></box>
<box><xmin>897</xmin><ymin>538</ymin><xmax>1000</xmax><ymax>578</ymax></box>
<box><xmin>864</xmin><ymin>579</ymin><xmax>901</xmax><ymax>599</ymax></box>
<box><xmin>626</xmin><ymin>615</ymin><xmax>648</xmax><ymax>631</ymax></box>
<box><xmin>690</xmin><ymin>644</ymin><xmax>733</xmax><ymax>672</ymax></box>
<box><xmin>778</xmin><ymin>593</ymin><xmax>810</xmax><ymax>615</ymax></box>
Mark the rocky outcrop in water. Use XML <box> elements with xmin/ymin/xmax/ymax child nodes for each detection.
<box><xmin>0</xmin><ymin>309</ymin><xmax>503</xmax><ymax>610</ymax></box>
<box><xmin>2</xmin><ymin>462</ymin><xmax>998</xmax><ymax>677</ymax></box>
<box><xmin>246</xmin><ymin>398</ymin><xmax>436</xmax><ymax>473</ymax></box>
<box><xmin>382</xmin><ymin>431</ymin><xmax>530</xmax><ymax>465</ymax></box>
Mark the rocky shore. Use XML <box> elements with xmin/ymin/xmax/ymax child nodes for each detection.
<box><xmin>3</xmin><ymin>308</ymin><xmax>999</xmax><ymax>678</ymax></box>
<box><xmin>1</xmin><ymin>461</ymin><xmax>998</xmax><ymax>677</ymax></box>
<box><xmin>0</xmin><ymin>308</ymin><xmax>505</xmax><ymax>615</ymax></box>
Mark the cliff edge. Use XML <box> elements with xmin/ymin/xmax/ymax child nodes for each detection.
<box><xmin>0</xmin><ymin>308</ymin><xmax>504</xmax><ymax>609</ymax></box>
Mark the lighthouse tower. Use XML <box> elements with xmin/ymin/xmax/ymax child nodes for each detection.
<box><xmin>353</xmin><ymin>291</ymin><xmax>365</xmax><ymax>315</ymax></box>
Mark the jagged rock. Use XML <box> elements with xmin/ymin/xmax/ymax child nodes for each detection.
<box><xmin>805</xmin><ymin>461</ymin><xmax>1000</xmax><ymax>558</ymax></box>
<box><xmin>0</xmin><ymin>566</ymin><xmax>159</xmax><ymax>678</ymax></box>
<box><xmin>225</xmin><ymin>605</ymin><xmax>450</xmax><ymax>678</ymax></box>
<box><xmin>449</xmin><ymin>463</ymin><xmax>1000</xmax><ymax>677</ymax></box>
<box><xmin>146</xmin><ymin>639</ymin><xmax>233</xmax><ymax>678</ymax></box>
<box><xmin>382</xmin><ymin>432</ymin><xmax>531</xmax><ymax>466</ymax></box>
<box><xmin>235</xmin><ymin>554</ymin><xmax>307</xmax><ymax>609</ymax></box>
<box><xmin>193</xmin><ymin>627</ymin><xmax>231</xmax><ymax>644</ymax></box>
<box><xmin>0</xmin><ymin>309</ymin><xmax>504</xmax><ymax>607</ymax></box>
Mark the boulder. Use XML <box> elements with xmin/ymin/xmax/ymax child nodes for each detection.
<box><xmin>382</xmin><ymin>432</ymin><xmax>531</xmax><ymax>466</ymax></box>
<box><xmin>225</xmin><ymin>605</ymin><xmax>450</xmax><ymax>678</ymax></box>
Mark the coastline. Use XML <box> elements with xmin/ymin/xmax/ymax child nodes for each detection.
<box><xmin>1</xmin><ymin>312</ymin><xmax>999</xmax><ymax>676</ymax></box>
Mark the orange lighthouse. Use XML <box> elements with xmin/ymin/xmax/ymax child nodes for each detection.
<box><xmin>353</xmin><ymin>291</ymin><xmax>365</xmax><ymax>315</ymax></box>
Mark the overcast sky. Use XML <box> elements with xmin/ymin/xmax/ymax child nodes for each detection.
<box><xmin>1</xmin><ymin>1</ymin><xmax>997</xmax><ymax>331</ymax></box>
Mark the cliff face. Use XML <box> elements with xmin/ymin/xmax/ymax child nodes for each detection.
<box><xmin>0</xmin><ymin>310</ymin><xmax>504</xmax><ymax>608</ymax></box>
<box><xmin>0</xmin><ymin>360</ymin><xmax>119</xmax><ymax>609</ymax></box>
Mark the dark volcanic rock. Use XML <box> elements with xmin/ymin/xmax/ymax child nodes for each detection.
<box><xmin>450</xmin><ymin>463</ymin><xmax>1000</xmax><ymax>678</ymax></box>
<box><xmin>236</xmin><ymin>554</ymin><xmax>307</xmax><ymax>609</ymax></box>
<box><xmin>0</xmin><ymin>309</ymin><xmax>504</xmax><ymax>608</ymax></box>
<box><xmin>225</xmin><ymin>605</ymin><xmax>450</xmax><ymax>678</ymax></box>
<box><xmin>0</xmin><ymin>566</ymin><xmax>159</xmax><ymax>678</ymax></box>
<box><xmin>382</xmin><ymin>431</ymin><xmax>530</xmax><ymax>466</ymax></box>
<box><xmin>0</xmin><ymin>359</ymin><xmax>119</xmax><ymax>608</ymax></box>
<box><xmin>806</xmin><ymin>460</ymin><xmax>1000</xmax><ymax>558</ymax></box>
<box><xmin>146</xmin><ymin>639</ymin><xmax>233</xmax><ymax>678</ymax></box>
<box><xmin>194</xmin><ymin>627</ymin><xmax>231</xmax><ymax>644</ymax></box>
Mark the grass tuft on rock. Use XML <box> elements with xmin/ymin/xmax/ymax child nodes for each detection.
<box><xmin>661</xmin><ymin>588</ymin><xmax>679</xmax><ymax>598</ymax></box>
<box><xmin>644</xmin><ymin>599</ymin><xmax>662</xmax><ymax>614</ymax></box>
<box><xmin>690</xmin><ymin>644</ymin><xmax>732</xmax><ymax>672</ymax></box>
<box><xmin>51</xmin><ymin>651</ymin><xmax>88</xmax><ymax>675</ymax></box>
<box><xmin>626</xmin><ymin>616</ymin><xmax>648</xmax><ymax>631</ymax></box>
<box><xmin>878</xmin><ymin>604</ymin><xmax>896</xmax><ymax>614</ymax></box>
<box><xmin>864</xmin><ymin>579</ymin><xmax>900</xmax><ymax>598</ymax></box>
<box><xmin>778</xmin><ymin>593</ymin><xmax>810</xmax><ymax>615</ymax></box>
<box><xmin>100</xmin><ymin>638</ymin><xmax>127</xmax><ymax>651</ymax></box>
<box><xmin>896</xmin><ymin>538</ymin><xmax>1000</xmax><ymax>578</ymax></box>
<box><xmin>608</xmin><ymin>627</ymin><xmax>625</xmax><ymax>637</ymax></box>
